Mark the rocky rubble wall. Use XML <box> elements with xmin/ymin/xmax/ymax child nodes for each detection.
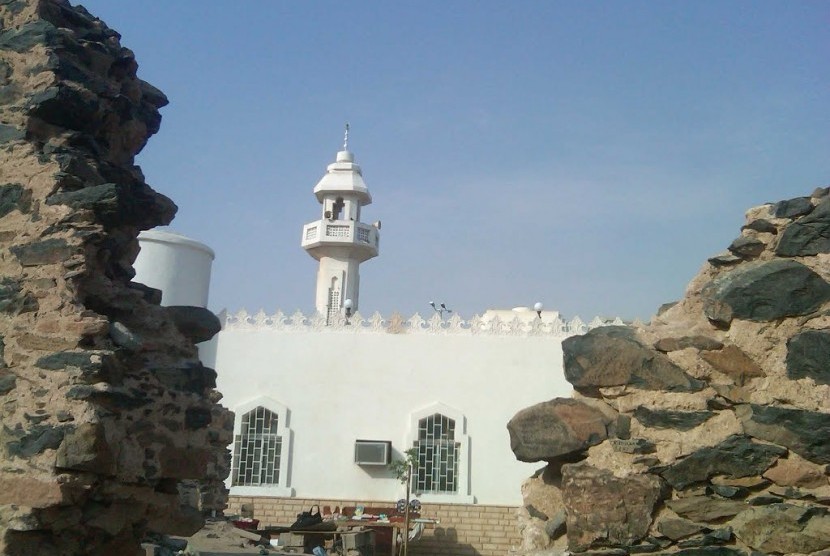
<box><xmin>508</xmin><ymin>188</ymin><xmax>830</xmax><ymax>555</ymax></box>
<box><xmin>0</xmin><ymin>1</ymin><xmax>232</xmax><ymax>555</ymax></box>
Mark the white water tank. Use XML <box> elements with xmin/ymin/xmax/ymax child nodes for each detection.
<box><xmin>134</xmin><ymin>229</ymin><xmax>215</xmax><ymax>308</ymax></box>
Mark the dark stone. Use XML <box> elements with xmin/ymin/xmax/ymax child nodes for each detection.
<box><xmin>653</xmin><ymin>336</ymin><xmax>724</xmax><ymax>353</ymax></box>
<box><xmin>774</xmin><ymin>196</ymin><xmax>813</xmax><ymax>218</ymax></box>
<box><xmin>10</xmin><ymin>238</ymin><xmax>75</xmax><ymax>266</ymax></box>
<box><xmin>677</xmin><ymin>526</ymin><xmax>733</xmax><ymax>548</ymax></box>
<box><xmin>66</xmin><ymin>385</ymin><xmax>150</xmax><ymax>410</ymax></box>
<box><xmin>0</xmin><ymin>370</ymin><xmax>15</xmax><ymax>395</ymax></box>
<box><xmin>0</xmin><ymin>19</ymin><xmax>55</xmax><ymax>52</ymax></box>
<box><xmin>708</xmin><ymin>252</ymin><xmax>743</xmax><ymax>267</ymax></box>
<box><xmin>813</xmin><ymin>186</ymin><xmax>830</xmax><ymax>198</ymax></box>
<box><xmin>661</xmin><ymin>435</ymin><xmax>786</xmax><ymax>490</ymax></box>
<box><xmin>666</xmin><ymin>496</ymin><xmax>748</xmax><ymax>522</ymax></box>
<box><xmin>615</xmin><ymin>414</ymin><xmax>631</xmax><ymax>439</ymax></box>
<box><xmin>0</xmin><ymin>124</ymin><xmax>25</xmax><ymax>143</ymax></box>
<box><xmin>5</xmin><ymin>425</ymin><xmax>66</xmax><ymax>458</ymax></box>
<box><xmin>127</xmin><ymin>281</ymin><xmax>163</xmax><ymax>305</ymax></box>
<box><xmin>46</xmin><ymin>182</ymin><xmax>176</xmax><ymax>229</ymax></box>
<box><xmin>55</xmin><ymin>410</ymin><xmax>74</xmax><ymax>423</ymax></box>
<box><xmin>563</xmin><ymin>326</ymin><xmax>704</xmax><ymax>394</ymax></box>
<box><xmin>165</xmin><ymin>306</ymin><xmax>221</xmax><ymax>343</ymax></box>
<box><xmin>742</xmin><ymin>218</ymin><xmax>778</xmax><ymax>234</ymax></box>
<box><xmin>707</xmin><ymin>484</ymin><xmax>748</xmax><ymax>499</ymax></box>
<box><xmin>738</xmin><ymin>404</ymin><xmax>830</xmax><ymax>464</ymax></box>
<box><xmin>628</xmin><ymin>542</ymin><xmax>660</xmax><ymax>553</ymax></box>
<box><xmin>56</xmin><ymin>422</ymin><xmax>115</xmax><ymax>475</ymax></box>
<box><xmin>732</xmin><ymin>504</ymin><xmax>830</xmax><ymax>554</ymax></box>
<box><xmin>703</xmin><ymin>299</ymin><xmax>733</xmax><ymax>328</ymax></box>
<box><xmin>0</xmin><ymin>183</ymin><xmax>31</xmax><ymax>217</ymax></box>
<box><xmin>633</xmin><ymin>407</ymin><xmax>714</xmax><ymax>431</ymax></box>
<box><xmin>28</xmin><ymin>84</ymin><xmax>100</xmax><ymax>132</ymax></box>
<box><xmin>562</xmin><ymin>462</ymin><xmax>664</xmax><ymax>551</ymax></box>
<box><xmin>610</xmin><ymin>438</ymin><xmax>656</xmax><ymax>454</ymax></box>
<box><xmin>663</xmin><ymin>549</ymin><xmax>747</xmax><ymax>556</ymax></box>
<box><xmin>700</xmin><ymin>345</ymin><xmax>764</xmax><ymax>386</ymax></box>
<box><xmin>35</xmin><ymin>351</ymin><xmax>100</xmax><ymax>373</ymax></box>
<box><xmin>786</xmin><ymin>329</ymin><xmax>830</xmax><ymax>385</ymax></box>
<box><xmin>656</xmin><ymin>517</ymin><xmax>705</xmax><ymax>540</ymax></box>
<box><xmin>139</xmin><ymin>79</ymin><xmax>169</xmax><ymax>108</ymax></box>
<box><xmin>184</xmin><ymin>407</ymin><xmax>212</xmax><ymax>430</ymax></box>
<box><xmin>545</xmin><ymin>509</ymin><xmax>566</xmax><ymax>539</ymax></box>
<box><xmin>508</xmin><ymin>398</ymin><xmax>615</xmax><ymax>462</ymax></box>
<box><xmin>702</xmin><ymin>259</ymin><xmax>830</xmax><ymax>322</ymax></box>
<box><xmin>776</xmin><ymin>197</ymin><xmax>830</xmax><ymax>256</ymax></box>
<box><xmin>749</xmin><ymin>494</ymin><xmax>783</xmax><ymax>505</ymax></box>
<box><xmin>0</xmin><ymin>278</ymin><xmax>38</xmax><ymax>314</ymax></box>
<box><xmin>727</xmin><ymin>236</ymin><xmax>765</xmax><ymax>259</ymax></box>
<box><xmin>526</xmin><ymin>504</ymin><xmax>548</xmax><ymax>520</ymax></box>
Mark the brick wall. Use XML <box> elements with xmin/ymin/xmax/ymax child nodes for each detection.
<box><xmin>227</xmin><ymin>496</ymin><xmax>520</xmax><ymax>556</ymax></box>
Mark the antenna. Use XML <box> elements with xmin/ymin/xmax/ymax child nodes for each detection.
<box><xmin>343</xmin><ymin>122</ymin><xmax>350</xmax><ymax>151</ymax></box>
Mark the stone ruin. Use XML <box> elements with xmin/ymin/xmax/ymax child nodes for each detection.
<box><xmin>0</xmin><ymin>1</ymin><xmax>232</xmax><ymax>554</ymax></box>
<box><xmin>509</xmin><ymin>188</ymin><xmax>830</xmax><ymax>555</ymax></box>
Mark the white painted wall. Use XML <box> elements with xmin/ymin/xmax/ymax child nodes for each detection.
<box><xmin>205</xmin><ymin>313</ymin><xmax>585</xmax><ymax>506</ymax></box>
<box><xmin>134</xmin><ymin>230</ymin><xmax>215</xmax><ymax>308</ymax></box>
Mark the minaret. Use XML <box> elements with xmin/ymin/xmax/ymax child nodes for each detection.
<box><xmin>301</xmin><ymin>125</ymin><xmax>380</xmax><ymax>323</ymax></box>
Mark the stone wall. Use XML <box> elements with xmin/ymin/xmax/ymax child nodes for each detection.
<box><xmin>0</xmin><ymin>1</ymin><xmax>232</xmax><ymax>555</ymax></box>
<box><xmin>509</xmin><ymin>188</ymin><xmax>830</xmax><ymax>554</ymax></box>
<box><xmin>227</xmin><ymin>495</ymin><xmax>521</xmax><ymax>556</ymax></box>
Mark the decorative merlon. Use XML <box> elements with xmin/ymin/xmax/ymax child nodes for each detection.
<box><xmin>219</xmin><ymin>309</ymin><xmax>624</xmax><ymax>337</ymax></box>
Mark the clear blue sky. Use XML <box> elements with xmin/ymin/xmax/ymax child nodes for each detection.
<box><xmin>80</xmin><ymin>1</ymin><xmax>828</xmax><ymax>321</ymax></box>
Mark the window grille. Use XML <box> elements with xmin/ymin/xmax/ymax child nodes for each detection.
<box><xmin>413</xmin><ymin>413</ymin><xmax>459</xmax><ymax>494</ymax></box>
<box><xmin>232</xmin><ymin>406</ymin><xmax>282</xmax><ymax>486</ymax></box>
<box><xmin>326</xmin><ymin>225</ymin><xmax>350</xmax><ymax>238</ymax></box>
<box><xmin>357</xmin><ymin>227</ymin><xmax>370</xmax><ymax>243</ymax></box>
<box><xmin>305</xmin><ymin>226</ymin><xmax>318</xmax><ymax>240</ymax></box>
<box><xmin>327</xmin><ymin>288</ymin><xmax>340</xmax><ymax>324</ymax></box>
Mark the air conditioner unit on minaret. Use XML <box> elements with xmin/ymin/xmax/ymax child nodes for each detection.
<box><xmin>354</xmin><ymin>440</ymin><xmax>391</xmax><ymax>465</ymax></box>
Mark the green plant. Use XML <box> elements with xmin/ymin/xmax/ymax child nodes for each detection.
<box><xmin>389</xmin><ymin>447</ymin><xmax>419</xmax><ymax>484</ymax></box>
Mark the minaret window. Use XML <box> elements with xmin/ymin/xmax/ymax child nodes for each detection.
<box><xmin>332</xmin><ymin>197</ymin><xmax>344</xmax><ymax>220</ymax></box>
<box><xmin>327</xmin><ymin>276</ymin><xmax>341</xmax><ymax>324</ymax></box>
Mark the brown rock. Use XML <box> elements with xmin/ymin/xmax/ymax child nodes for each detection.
<box><xmin>653</xmin><ymin>335</ymin><xmax>724</xmax><ymax>353</ymax></box>
<box><xmin>700</xmin><ymin>345</ymin><xmax>764</xmax><ymax>385</ymax></box>
<box><xmin>665</xmin><ymin>496</ymin><xmax>748</xmax><ymax>522</ymax></box>
<box><xmin>732</xmin><ymin>504</ymin><xmax>830</xmax><ymax>553</ymax></box>
<box><xmin>763</xmin><ymin>453</ymin><xmax>828</xmax><ymax>488</ymax></box>
<box><xmin>508</xmin><ymin>398</ymin><xmax>616</xmax><ymax>463</ymax></box>
<box><xmin>562</xmin><ymin>462</ymin><xmax>664</xmax><ymax>551</ymax></box>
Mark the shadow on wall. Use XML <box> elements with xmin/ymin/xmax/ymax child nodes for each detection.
<box><xmin>410</xmin><ymin>527</ymin><xmax>480</xmax><ymax>556</ymax></box>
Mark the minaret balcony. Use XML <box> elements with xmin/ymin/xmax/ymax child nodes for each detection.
<box><xmin>302</xmin><ymin>219</ymin><xmax>379</xmax><ymax>259</ymax></box>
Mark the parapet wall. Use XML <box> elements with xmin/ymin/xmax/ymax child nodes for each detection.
<box><xmin>0</xmin><ymin>2</ymin><xmax>231</xmax><ymax>555</ymax></box>
<box><xmin>509</xmin><ymin>188</ymin><xmax>830</xmax><ymax>554</ymax></box>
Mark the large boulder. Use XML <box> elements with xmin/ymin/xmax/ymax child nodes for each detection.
<box><xmin>701</xmin><ymin>259</ymin><xmax>830</xmax><ymax>324</ymax></box>
<box><xmin>562</xmin><ymin>462</ymin><xmax>664</xmax><ymax>551</ymax></box>
<box><xmin>775</xmin><ymin>197</ymin><xmax>830</xmax><ymax>256</ymax></box>
<box><xmin>507</xmin><ymin>398</ymin><xmax>616</xmax><ymax>463</ymax></box>
<box><xmin>562</xmin><ymin>326</ymin><xmax>704</xmax><ymax>395</ymax></box>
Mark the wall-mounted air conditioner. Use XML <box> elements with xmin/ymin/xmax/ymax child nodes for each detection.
<box><xmin>354</xmin><ymin>440</ymin><xmax>391</xmax><ymax>465</ymax></box>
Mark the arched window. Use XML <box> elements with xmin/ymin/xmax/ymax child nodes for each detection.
<box><xmin>232</xmin><ymin>406</ymin><xmax>282</xmax><ymax>486</ymax></box>
<box><xmin>414</xmin><ymin>413</ymin><xmax>459</xmax><ymax>494</ymax></box>
<box><xmin>408</xmin><ymin>403</ymin><xmax>473</xmax><ymax>503</ymax></box>
<box><xmin>229</xmin><ymin>397</ymin><xmax>292</xmax><ymax>496</ymax></box>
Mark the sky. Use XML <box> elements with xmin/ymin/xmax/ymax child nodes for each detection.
<box><xmin>80</xmin><ymin>1</ymin><xmax>829</xmax><ymax>322</ymax></box>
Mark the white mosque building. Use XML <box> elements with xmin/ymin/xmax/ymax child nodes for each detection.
<box><xmin>133</xmin><ymin>134</ymin><xmax>618</xmax><ymax>553</ymax></box>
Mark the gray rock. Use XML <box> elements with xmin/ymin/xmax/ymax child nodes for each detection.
<box><xmin>562</xmin><ymin>326</ymin><xmax>704</xmax><ymax>395</ymax></box>
<box><xmin>742</xmin><ymin>218</ymin><xmax>778</xmax><ymax>234</ymax></box>
<box><xmin>774</xmin><ymin>196</ymin><xmax>814</xmax><ymax>218</ymax></box>
<box><xmin>56</xmin><ymin>422</ymin><xmax>115</xmax><ymax>475</ymax></box>
<box><xmin>661</xmin><ymin>435</ymin><xmax>786</xmax><ymax>490</ymax></box>
<box><xmin>665</xmin><ymin>496</ymin><xmax>748</xmax><ymax>522</ymax></box>
<box><xmin>732</xmin><ymin>504</ymin><xmax>830</xmax><ymax>554</ymax></box>
<box><xmin>727</xmin><ymin>236</ymin><xmax>765</xmax><ymax>259</ymax></box>
<box><xmin>785</xmin><ymin>329</ymin><xmax>830</xmax><ymax>385</ymax></box>
<box><xmin>562</xmin><ymin>462</ymin><xmax>664</xmax><ymax>551</ymax></box>
<box><xmin>708</xmin><ymin>251</ymin><xmax>743</xmax><ymax>267</ymax></box>
<box><xmin>610</xmin><ymin>438</ymin><xmax>656</xmax><ymax>454</ymax></box>
<box><xmin>775</xmin><ymin>197</ymin><xmax>830</xmax><ymax>256</ymax></box>
<box><xmin>0</xmin><ymin>370</ymin><xmax>15</xmax><ymax>395</ymax></box>
<box><xmin>661</xmin><ymin>549</ymin><xmax>747</xmax><ymax>556</ymax></box>
<box><xmin>653</xmin><ymin>336</ymin><xmax>724</xmax><ymax>353</ymax></box>
<box><xmin>109</xmin><ymin>321</ymin><xmax>143</xmax><ymax>351</ymax></box>
<box><xmin>702</xmin><ymin>259</ymin><xmax>830</xmax><ymax>322</ymax></box>
<box><xmin>738</xmin><ymin>404</ymin><xmax>830</xmax><ymax>464</ymax></box>
<box><xmin>4</xmin><ymin>424</ymin><xmax>66</xmax><ymax>458</ymax></box>
<box><xmin>707</xmin><ymin>484</ymin><xmax>747</xmax><ymax>499</ymax></box>
<box><xmin>0</xmin><ymin>183</ymin><xmax>31</xmax><ymax>217</ymax></box>
<box><xmin>633</xmin><ymin>407</ymin><xmax>714</xmax><ymax>431</ymax></box>
<box><xmin>545</xmin><ymin>509</ymin><xmax>566</xmax><ymax>539</ymax></box>
<box><xmin>702</xmin><ymin>299</ymin><xmax>733</xmax><ymax>328</ymax></box>
<box><xmin>508</xmin><ymin>398</ymin><xmax>615</xmax><ymax>462</ymax></box>
<box><xmin>165</xmin><ymin>306</ymin><xmax>221</xmax><ymax>343</ymax></box>
<box><xmin>656</xmin><ymin>517</ymin><xmax>705</xmax><ymax>540</ymax></box>
<box><xmin>10</xmin><ymin>238</ymin><xmax>75</xmax><ymax>266</ymax></box>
